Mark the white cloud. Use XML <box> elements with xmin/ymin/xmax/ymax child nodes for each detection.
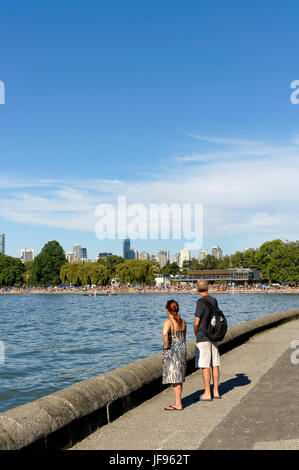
<box><xmin>0</xmin><ymin>135</ymin><xmax>298</xmax><ymax>246</ymax></box>
<box><xmin>180</xmin><ymin>132</ymin><xmax>259</xmax><ymax>147</ymax></box>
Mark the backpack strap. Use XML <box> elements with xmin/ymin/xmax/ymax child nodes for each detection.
<box><xmin>200</xmin><ymin>296</ymin><xmax>218</xmax><ymax>310</ymax></box>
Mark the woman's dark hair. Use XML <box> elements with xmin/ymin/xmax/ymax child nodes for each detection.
<box><xmin>166</xmin><ymin>300</ymin><xmax>183</xmax><ymax>328</ymax></box>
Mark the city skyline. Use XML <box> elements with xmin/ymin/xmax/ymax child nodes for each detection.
<box><xmin>0</xmin><ymin>230</ymin><xmax>259</xmax><ymax>265</ymax></box>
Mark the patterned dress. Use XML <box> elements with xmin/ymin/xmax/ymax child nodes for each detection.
<box><xmin>162</xmin><ymin>320</ymin><xmax>187</xmax><ymax>384</ymax></box>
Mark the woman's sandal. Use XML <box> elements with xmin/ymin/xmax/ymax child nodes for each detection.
<box><xmin>164</xmin><ymin>405</ymin><xmax>183</xmax><ymax>411</ymax></box>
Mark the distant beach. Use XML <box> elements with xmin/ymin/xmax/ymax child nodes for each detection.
<box><xmin>1</xmin><ymin>285</ymin><xmax>299</xmax><ymax>295</ymax></box>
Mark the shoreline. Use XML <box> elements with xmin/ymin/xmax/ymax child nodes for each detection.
<box><xmin>1</xmin><ymin>288</ymin><xmax>299</xmax><ymax>295</ymax></box>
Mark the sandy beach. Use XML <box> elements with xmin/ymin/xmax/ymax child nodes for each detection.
<box><xmin>1</xmin><ymin>285</ymin><xmax>299</xmax><ymax>295</ymax></box>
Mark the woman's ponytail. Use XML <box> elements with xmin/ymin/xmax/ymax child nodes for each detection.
<box><xmin>166</xmin><ymin>300</ymin><xmax>183</xmax><ymax>328</ymax></box>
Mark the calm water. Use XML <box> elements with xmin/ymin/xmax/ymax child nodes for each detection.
<box><xmin>0</xmin><ymin>293</ymin><xmax>298</xmax><ymax>413</ymax></box>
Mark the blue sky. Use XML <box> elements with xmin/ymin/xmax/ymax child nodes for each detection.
<box><xmin>1</xmin><ymin>0</ymin><xmax>299</xmax><ymax>259</ymax></box>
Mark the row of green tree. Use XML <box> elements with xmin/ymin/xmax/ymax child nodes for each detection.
<box><xmin>0</xmin><ymin>239</ymin><xmax>298</xmax><ymax>287</ymax></box>
<box><xmin>175</xmin><ymin>240</ymin><xmax>299</xmax><ymax>285</ymax></box>
<box><xmin>0</xmin><ymin>241</ymin><xmax>157</xmax><ymax>287</ymax></box>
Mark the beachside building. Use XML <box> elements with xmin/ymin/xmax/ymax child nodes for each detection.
<box><xmin>154</xmin><ymin>273</ymin><xmax>170</xmax><ymax>287</ymax></box>
<box><xmin>179</xmin><ymin>268</ymin><xmax>261</xmax><ymax>285</ymax></box>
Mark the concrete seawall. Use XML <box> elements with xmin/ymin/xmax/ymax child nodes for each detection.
<box><xmin>1</xmin><ymin>308</ymin><xmax>299</xmax><ymax>451</ymax></box>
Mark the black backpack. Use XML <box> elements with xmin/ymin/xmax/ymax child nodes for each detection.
<box><xmin>200</xmin><ymin>297</ymin><xmax>228</xmax><ymax>342</ymax></box>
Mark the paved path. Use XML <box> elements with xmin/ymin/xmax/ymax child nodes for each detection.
<box><xmin>71</xmin><ymin>319</ymin><xmax>299</xmax><ymax>450</ymax></box>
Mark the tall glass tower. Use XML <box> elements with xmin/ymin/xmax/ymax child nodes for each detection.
<box><xmin>0</xmin><ymin>233</ymin><xmax>5</xmax><ymax>255</ymax></box>
<box><xmin>123</xmin><ymin>239</ymin><xmax>135</xmax><ymax>259</ymax></box>
<box><xmin>123</xmin><ymin>238</ymin><xmax>131</xmax><ymax>259</ymax></box>
<box><xmin>73</xmin><ymin>244</ymin><xmax>83</xmax><ymax>260</ymax></box>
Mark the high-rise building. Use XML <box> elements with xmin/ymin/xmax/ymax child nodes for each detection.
<box><xmin>154</xmin><ymin>251</ymin><xmax>169</xmax><ymax>268</ymax></box>
<box><xmin>123</xmin><ymin>239</ymin><xmax>130</xmax><ymax>258</ymax></box>
<box><xmin>73</xmin><ymin>244</ymin><xmax>83</xmax><ymax>260</ymax></box>
<box><xmin>66</xmin><ymin>252</ymin><xmax>76</xmax><ymax>263</ymax></box>
<box><xmin>71</xmin><ymin>244</ymin><xmax>88</xmax><ymax>262</ymax></box>
<box><xmin>179</xmin><ymin>248</ymin><xmax>190</xmax><ymax>268</ymax></box>
<box><xmin>21</xmin><ymin>249</ymin><xmax>34</xmax><ymax>263</ymax></box>
<box><xmin>198</xmin><ymin>249</ymin><xmax>209</xmax><ymax>262</ymax></box>
<box><xmin>157</xmin><ymin>250</ymin><xmax>170</xmax><ymax>262</ymax></box>
<box><xmin>212</xmin><ymin>246</ymin><xmax>223</xmax><ymax>259</ymax></box>
<box><xmin>158</xmin><ymin>254</ymin><xmax>168</xmax><ymax>268</ymax></box>
<box><xmin>133</xmin><ymin>249</ymin><xmax>139</xmax><ymax>259</ymax></box>
<box><xmin>0</xmin><ymin>233</ymin><xmax>5</xmax><ymax>255</ymax></box>
<box><xmin>139</xmin><ymin>251</ymin><xmax>149</xmax><ymax>260</ymax></box>
<box><xmin>172</xmin><ymin>253</ymin><xmax>180</xmax><ymax>265</ymax></box>
<box><xmin>123</xmin><ymin>239</ymin><xmax>135</xmax><ymax>259</ymax></box>
<box><xmin>97</xmin><ymin>252</ymin><xmax>113</xmax><ymax>259</ymax></box>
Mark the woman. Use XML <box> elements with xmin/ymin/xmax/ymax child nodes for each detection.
<box><xmin>162</xmin><ymin>300</ymin><xmax>187</xmax><ymax>410</ymax></box>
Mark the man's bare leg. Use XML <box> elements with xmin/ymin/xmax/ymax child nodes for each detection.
<box><xmin>201</xmin><ymin>367</ymin><xmax>212</xmax><ymax>399</ymax></box>
<box><xmin>212</xmin><ymin>366</ymin><xmax>220</xmax><ymax>397</ymax></box>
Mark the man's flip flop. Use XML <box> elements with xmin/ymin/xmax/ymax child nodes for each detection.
<box><xmin>199</xmin><ymin>395</ymin><xmax>213</xmax><ymax>402</ymax></box>
<box><xmin>213</xmin><ymin>395</ymin><xmax>222</xmax><ymax>399</ymax></box>
<box><xmin>164</xmin><ymin>405</ymin><xmax>183</xmax><ymax>411</ymax></box>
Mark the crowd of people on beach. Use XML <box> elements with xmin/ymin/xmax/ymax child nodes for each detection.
<box><xmin>1</xmin><ymin>282</ymin><xmax>298</xmax><ymax>295</ymax></box>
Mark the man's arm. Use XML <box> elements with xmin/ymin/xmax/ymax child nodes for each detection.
<box><xmin>194</xmin><ymin>300</ymin><xmax>204</xmax><ymax>337</ymax></box>
<box><xmin>194</xmin><ymin>316</ymin><xmax>200</xmax><ymax>336</ymax></box>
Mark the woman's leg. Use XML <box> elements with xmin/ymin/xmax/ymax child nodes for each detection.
<box><xmin>172</xmin><ymin>383</ymin><xmax>183</xmax><ymax>408</ymax></box>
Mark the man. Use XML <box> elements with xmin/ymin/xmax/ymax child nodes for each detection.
<box><xmin>194</xmin><ymin>280</ymin><xmax>221</xmax><ymax>401</ymax></box>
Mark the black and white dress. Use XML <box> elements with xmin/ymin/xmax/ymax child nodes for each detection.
<box><xmin>162</xmin><ymin>320</ymin><xmax>187</xmax><ymax>384</ymax></box>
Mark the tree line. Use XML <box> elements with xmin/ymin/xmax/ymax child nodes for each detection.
<box><xmin>176</xmin><ymin>239</ymin><xmax>299</xmax><ymax>285</ymax></box>
<box><xmin>0</xmin><ymin>239</ymin><xmax>298</xmax><ymax>287</ymax></box>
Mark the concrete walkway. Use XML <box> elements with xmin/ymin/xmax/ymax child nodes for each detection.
<box><xmin>71</xmin><ymin>319</ymin><xmax>299</xmax><ymax>450</ymax></box>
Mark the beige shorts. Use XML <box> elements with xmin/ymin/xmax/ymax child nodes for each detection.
<box><xmin>195</xmin><ymin>341</ymin><xmax>220</xmax><ymax>368</ymax></box>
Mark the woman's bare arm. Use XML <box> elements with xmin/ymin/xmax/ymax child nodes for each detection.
<box><xmin>162</xmin><ymin>319</ymin><xmax>171</xmax><ymax>349</ymax></box>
